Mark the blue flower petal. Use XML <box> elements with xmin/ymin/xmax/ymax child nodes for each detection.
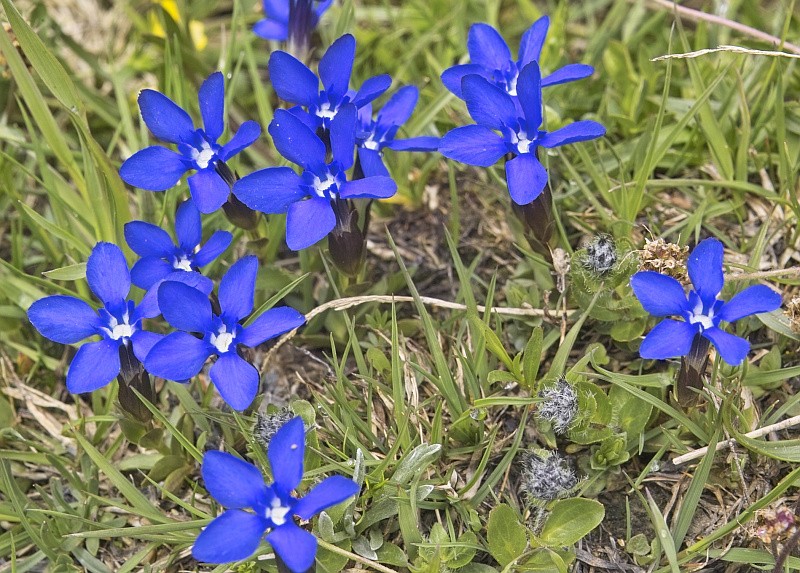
<box><xmin>145</xmin><ymin>332</ymin><xmax>210</xmax><ymax>381</ymax></box>
<box><xmin>462</xmin><ymin>75</ymin><xmax>518</xmax><ymax>130</ymax></box>
<box><xmin>158</xmin><ymin>281</ymin><xmax>214</xmax><ymax>333</ymax></box>
<box><xmin>268</xmin><ymin>51</ymin><xmax>319</xmax><ymax>107</ymax></box>
<box><xmin>188</xmin><ymin>168</ymin><xmax>230</xmax><ymax>214</ymax></box>
<box><xmin>441</xmin><ymin>64</ymin><xmax>491</xmax><ymax>99</ymax></box>
<box><xmin>505</xmin><ymin>153</ymin><xmax>547</xmax><ymax>205</ymax></box>
<box><xmin>138</xmin><ymin>89</ymin><xmax>195</xmax><ymax>144</ymax></box>
<box><xmin>286</xmin><ymin>198</ymin><xmax>336</xmax><ymax>251</ymax></box>
<box><xmin>194</xmin><ymin>231</ymin><xmax>233</xmax><ymax>267</ymax></box>
<box><xmin>87</xmin><ymin>242</ymin><xmax>131</xmax><ymax>307</ymax></box>
<box><xmin>518</xmin><ymin>16</ymin><xmax>549</xmax><ymax>67</ymax></box>
<box><xmin>539</xmin><ymin>120</ymin><xmax>605</xmax><ymax>148</ymax></box>
<box><xmin>199</xmin><ymin>72</ymin><xmax>225</xmax><ymax>142</ymax></box>
<box><xmin>630</xmin><ymin>272</ymin><xmax>691</xmax><ymax>317</ymax></box>
<box><xmin>124</xmin><ymin>221</ymin><xmax>175</xmax><ymax>258</ymax></box>
<box><xmin>339</xmin><ymin>176</ymin><xmax>397</xmax><ymax>200</ymax></box>
<box><xmin>384</xmin><ymin>136</ymin><xmax>440</xmax><ymax>152</ymax></box>
<box><xmin>28</xmin><ymin>296</ymin><xmax>101</xmax><ymax>344</ymax></box>
<box><xmin>286</xmin><ymin>106</ymin><xmax>320</xmax><ymax>132</ymax></box>
<box><xmin>439</xmin><ymin>125</ymin><xmax>506</xmax><ymax>167</ymax></box>
<box><xmin>357</xmin><ymin>147</ymin><xmax>389</xmax><ymax>178</ymax></box>
<box><xmin>175</xmin><ymin>199</ymin><xmax>202</xmax><ymax>251</ymax></box>
<box><xmin>218</xmin><ymin>256</ymin><xmax>258</xmax><ymax>322</ymax></box>
<box><xmin>254</xmin><ymin>18</ymin><xmax>288</xmax><ymax>40</ymax></box>
<box><xmin>516</xmin><ymin>61</ymin><xmax>543</xmax><ymax>133</ymax></box>
<box><xmin>542</xmin><ymin>63</ymin><xmax>594</xmax><ymax>87</ymax></box>
<box><xmin>687</xmin><ymin>238</ymin><xmax>725</xmax><ymax>307</ymax></box>
<box><xmin>376</xmin><ymin>86</ymin><xmax>418</xmax><ymax>129</ymax></box>
<box><xmin>192</xmin><ymin>509</ymin><xmax>268</xmax><ymax>564</ymax></box>
<box><xmin>139</xmin><ymin>271</ymin><xmax>214</xmax><ymax>318</ymax></box>
<box><xmin>233</xmin><ymin>167</ymin><xmax>306</xmax><ymax>214</ymax></box>
<box><xmin>131</xmin><ymin>257</ymin><xmax>174</xmax><ymax>290</ymax></box>
<box><xmin>209</xmin><ymin>351</ymin><xmax>260</xmax><ymax>411</ymax></box>
<box><xmin>639</xmin><ymin>319</ymin><xmax>697</xmax><ymax>360</ymax></box>
<box><xmin>702</xmin><ymin>327</ymin><xmax>750</xmax><ymax>366</ymax></box>
<box><xmin>319</xmin><ymin>34</ymin><xmax>355</xmax><ymax>104</ymax></box>
<box><xmin>239</xmin><ymin>306</ymin><xmax>306</xmax><ymax>347</ymax></box>
<box><xmin>294</xmin><ymin>475</ymin><xmax>359</xmax><ymax>520</ymax></box>
<box><xmin>202</xmin><ymin>450</ymin><xmax>268</xmax><ymax>509</ymax></box>
<box><xmin>219</xmin><ymin>121</ymin><xmax>261</xmax><ymax>162</ymax></box>
<box><xmin>131</xmin><ymin>330</ymin><xmax>163</xmax><ymax>363</ymax></box>
<box><xmin>67</xmin><ymin>339</ymin><xmax>121</xmax><ymax>393</ymax></box>
<box><xmin>330</xmin><ymin>104</ymin><xmax>357</xmax><ymax>170</ymax></box>
<box><xmin>269</xmin><ymin>109</ymin><xmax>327</xmax><ymax>173</ymax></box>
<box><xmin>316</xmin><ymin>0</ymin><xmax>333</xmax><ymax>17</ymax></box>
<box><xmin>119</xmin><ymin>146</ymin><xmax>188</xmax><ymax>191</ymax></box>
<box><xmin>263</xmin><ymin>0</ymin><xmax>289</xmax><ymax>20</ymax></box>
<box><xmin>269</xmin><ymin>417</ymin><xmax>305</xmax><ymax>493</ymax></box>
<box><xmin>467</xmin><ymin>23</ymin><xmax>512</xmax><ymax>71</ymax></box>
<box><xmin>266</xmin><ymin>521</ymin><xmax>317</xmax><ymax>573</ymax></box>
<box><xmin>718</xmin><ymin>285</ymin><xmax>782</xmax><ymax>323</ymax></box>
<box><xmin>351</xmin><ymin>74</ymin><xmax>392</xmax><ymax>108</ymax></box>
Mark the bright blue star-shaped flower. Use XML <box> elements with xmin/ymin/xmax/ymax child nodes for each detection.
<box><xmin>630</xmin><ymin>238</ymin><xmax>782</xmax><ymax>365</ymax></box>
<box><xmin>439</xmin><ymin>62</ymin><xmax>605</xmax><ymax>205</ymax></box>
<box><xmin>355</xmin><ymin>85</ymin><xmax>440</xmax><ymax>178</ymax></box>
<box><xmin>254</xmin><ymin>0</ymin><xmax>332</xmax><ymax>42</ymax></box>
<box><xmin>125</xmin><ymin>199</ymin><xmax>232</xmax><ymax>292</ymax></box>
<box><xmin>192</xmin><ymin>417</ymin><xmax>359</xmax><ymax>570</ymax></box>
<box><xmin>27</xmin><ymin>242</ymin><xmax>162</xmax><ymax>393</ymax></box>
<box><xmin>269</xmin><ymin>33</ymin><xmax>391</xmax><ymax>130</ymax></box>
<box><xmin>144</xmin><ymin>256</ymin><xmax>305</xmax><ymax>410</ymax></box>
<box><xmin>441</xmin><ymin>17</ymin><xmax>594</xmax><ymax>100</ymax></box>
<box><xmin>233</xmin><ymin>105</ymin><xmax>397</xmax><ymax>250</ymax></box>
<box><xmin>120</xmin><ymin>72</ymin><xmax>262</xmax><ymax>214</ymax></box>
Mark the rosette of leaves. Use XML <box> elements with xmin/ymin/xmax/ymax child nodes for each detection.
<box><xmin>569</xmin><ymin>236</ymin><xmax>648</xmax><ymax>342</ymax></box>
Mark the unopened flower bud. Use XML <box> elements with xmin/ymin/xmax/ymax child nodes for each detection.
<box><xmin>535</xmin><ymin>377</ymin><xmax>578</xmax><ymax>434</ymax></box>
<box><xmin>520</xmin><ymin>450</ymin><xmax>579</xmax><ymax>503</ymax></box>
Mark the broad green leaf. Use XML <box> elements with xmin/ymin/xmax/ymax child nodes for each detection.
<box><xmin>42</xmin><ymin>263</ymin><xmax>86</xmax><ymax>281</ymax></box>
<box><xmin>486</xmin><ymin>503</ymin><xmax>527</xmax><ymax>567</ymax></box>
<box><xmin>522</xmin><ymin>326</ymin><xmax>543</xmax><ymax>391</ymax></box>
<box><xmin>539</xmin><ymin>498</ymin><xmax>604</xmax><ymax>547</ymax></box>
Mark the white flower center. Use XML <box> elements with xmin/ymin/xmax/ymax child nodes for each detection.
<box><xmin>265</xmin><ymin>497</ymin><xmax>291</xmax><ymax>526</ymax></box>
<box><xmin>316</xmin><ymin>102</ymin><xmax>337</xmax><ymax>120</ymax></box>
<box><xmin>106</xmin><ymin>313</ymin><xmax>134</xmax><ymax>340</ymax></box>
<box><xmin>688</xmin><ymin>300</ymin><xmax>716</xmax><ymax>331</ymax></box>
<box><xmin>362</xmin><ymin>135</ymin><xmax>380</xmax><ymax>151</ymax></box>
<box><xmin>313</xmin><ymin>173</ymin><xmax>337</xmax><ymax>197</ymax></box>
<box><xmin>192</xmin><ymin>142</ymin><xmax>215</xmax><ymax>169</ymax></box>
<box><xmin>507</xmin><ymin>73</ymin><xmax>519</xmax><ymax>96</ymax></box>
<box><xmin>511</xmin><ymin>130</ymin><xmax>532</xmax><ymax>154</ymax></box>
<box><xmin>209</xmin><ymin>326</ymin><xmax>235</xmax><ymax>353</ymax></box>
<box><xmin>173</xmin><ymin>256</ymin><xmax>192</xmax><ymax>271</ymax></box>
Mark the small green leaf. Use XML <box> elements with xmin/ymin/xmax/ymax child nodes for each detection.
<box><xmin>469</xmin><ymin>315</ymin><xmax>514</xmax><ymax>371</ymax></box>
<box><xmin>486</xmin><ymin>503</ymin><xmax>528</xmax><ymax>567</ymax></box>
<box><xmin>42</xmin><ymin>263</ymin><xmax>86</xmax><ymax>281</ymax></box>
<box><xmin>539</xmin><ymin>498</ymin><xmax>604</xmax><ymax>547</ymax></box>
<box><xmin>522</xmin><ymin>326</ymin><xmax>543</xmax><ymax>390</ymax></box>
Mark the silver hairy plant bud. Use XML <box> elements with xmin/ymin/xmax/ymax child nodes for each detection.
<box><xmin>520</xmin><ymin>449</ymin><xmax>579</xmax><ymax>503</ymax></box>
<box><xmin>582</xmin><ymin>234</ymin><xmax>618</xmax><ymax>277</ymax></box>
<box><xmin>535</xmin><ymin>376</ymin><xmax>578</xmax><ymax>434</ymax></box>
<box><xmin>254</xmin><ymin>408</ymin><xmax>295</xmax><ymax>449</ymax></box>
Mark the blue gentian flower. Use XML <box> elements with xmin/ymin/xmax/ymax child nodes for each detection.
<box><xmin>254</xmin><ymin>0</ymin><xmax>332</xmax><ymax>43</ymax></box>
<box><xmin>439</xmin><ymin>62</ymin><xmax>605</xmax><ymax>205</ymax></box>
<box><xmin>356</xmin><ymin>85</ymin><xmax>440</xmax><ymax>178</ymax></box>
<box><xmin>630</xmin><ymin>238</ymin><xmax>782</xmax><ymax>365</ymax></box>
<box><xmin>192</xmin><ymin>417</ymin><xmax>359</xmax><ymax>570</ymax></box>
<box><xmin>144</xmin><ymin>256</ymin><xmax>305</xmax><ymax>410</ymax></box>
<box><xmin>125</xmin><ymin>199</ymin><xmax>232</xmax><ymax>292</ymax></box>
<box><xmin>119</xmin><ymin>72</ymin><xmax>262</xmax><ymax>214</ymax></box>
<box><xmin>268</xmin><ymin>33</ymin><xmax>391</xmax><ymax>130</ymax></box>
<box><xmin>233</xmin><ymin>105</ymin><xmax>397</xmax><ymax>250</ymax></box>
<box><xmin>441</xmin><ymin>18</ymin><xmax>594</xmax><ymax>100</ymax></box>
<box><xmin>27</xmin><ymin>243</ymin><xmax>162</xmax><ymax>393</ymax></box>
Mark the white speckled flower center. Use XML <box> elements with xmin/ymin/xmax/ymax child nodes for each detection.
<box><xmin>511</xmin><ymin>130</ymin><xmax>533</xmax><ymax>154</ymax></box>
<box><xmin>265</xmin><ymin>498</ymin><xmax>291</xmax><ymax>526</ymax></box>
<box><xmin>313</xmin><ymin>173</ymin><xmax>338</xmax><ymax>197</ymax></box>
<box><xmin>316</xmin><ymin>102</ymin><xmax>337</xmax><ymax>120</ymax></box>
<box><xmin>192</xmin><ymin>142</ymin><xmax>215</xmax><ymax>170</ymax></box>
<box><xmin>688</xmin><ymin>300</ymin><xmax>715</xmax><ymax>331</ymax></box>
<box><xmin>506</xmin><ymin>73</ymin><xmax>519</xmax><ymax>96</ymax></box>
<box><xmin>362</xmin><ymin>135</ymin><xmax>380</xmax><ymax>151</ymax></box>
<box><xmin>173</xmin><ymin>256</ymin><xmax>192</xmax><ymax>271</ymax></box>
<box><xmin>210</xmin><ymin>327</ymin><xmax>235</xmax><ymax>353</ymax></box>
<box><xmin>106</xmin><ymin>314</ymin><xmax>134</xmax><ymax>340</ymax></box>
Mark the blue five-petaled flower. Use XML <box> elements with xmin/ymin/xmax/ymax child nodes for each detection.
<box><xmin>119</xmin><ymin>72</ymin><xmax>261</xmax><ymax>214</ymax></box>
<box><xmin>192</xmin><ymin>417</ymin><xmax>359</xmax><ymax>571</ymax></box>
<box><xmin>254</xmin><ymin>0</ymin><xmax>332</xmax><ymax>43</ymax></box>
<box><xmin>630</xmin><ymin>238</ymin><xmax>782</xmax><ymax>365</ymax></box>
<box><xmin>439</xmin><ymin>62</ymin><xmax>605</xmax><ymax>205</ymax></box>
<box><xmin>233</xmin><ymin>105</ymin><xmax>397</xmax><ymax>250</ymax></box>
<box><xmin>125</xmin><ymin>199</ymin><xmax>232</xmax><ymax>292</ymax></box>
<box><xmin>356</xmin><ymin>85</ymin><xmax>440</xmax><ymax>178</ymax></box>
<box><xmin>268</xmin><ymin>33</ymin><xmax>391</xmax><ymax>130</ymax></box>
<box><xmin>441</xmin><ymin>18</ymin><xmax>594</xmax><ymax>100</ymax></box>
<box><xmin>27</xmin><ymin>243</ymin><xmax>162</xmax><ymax>393</ymax></box>
<box><xmin>144</xmin><ymin>256</ymin><xmax>305</xmax><ymax>410</ymax></box>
